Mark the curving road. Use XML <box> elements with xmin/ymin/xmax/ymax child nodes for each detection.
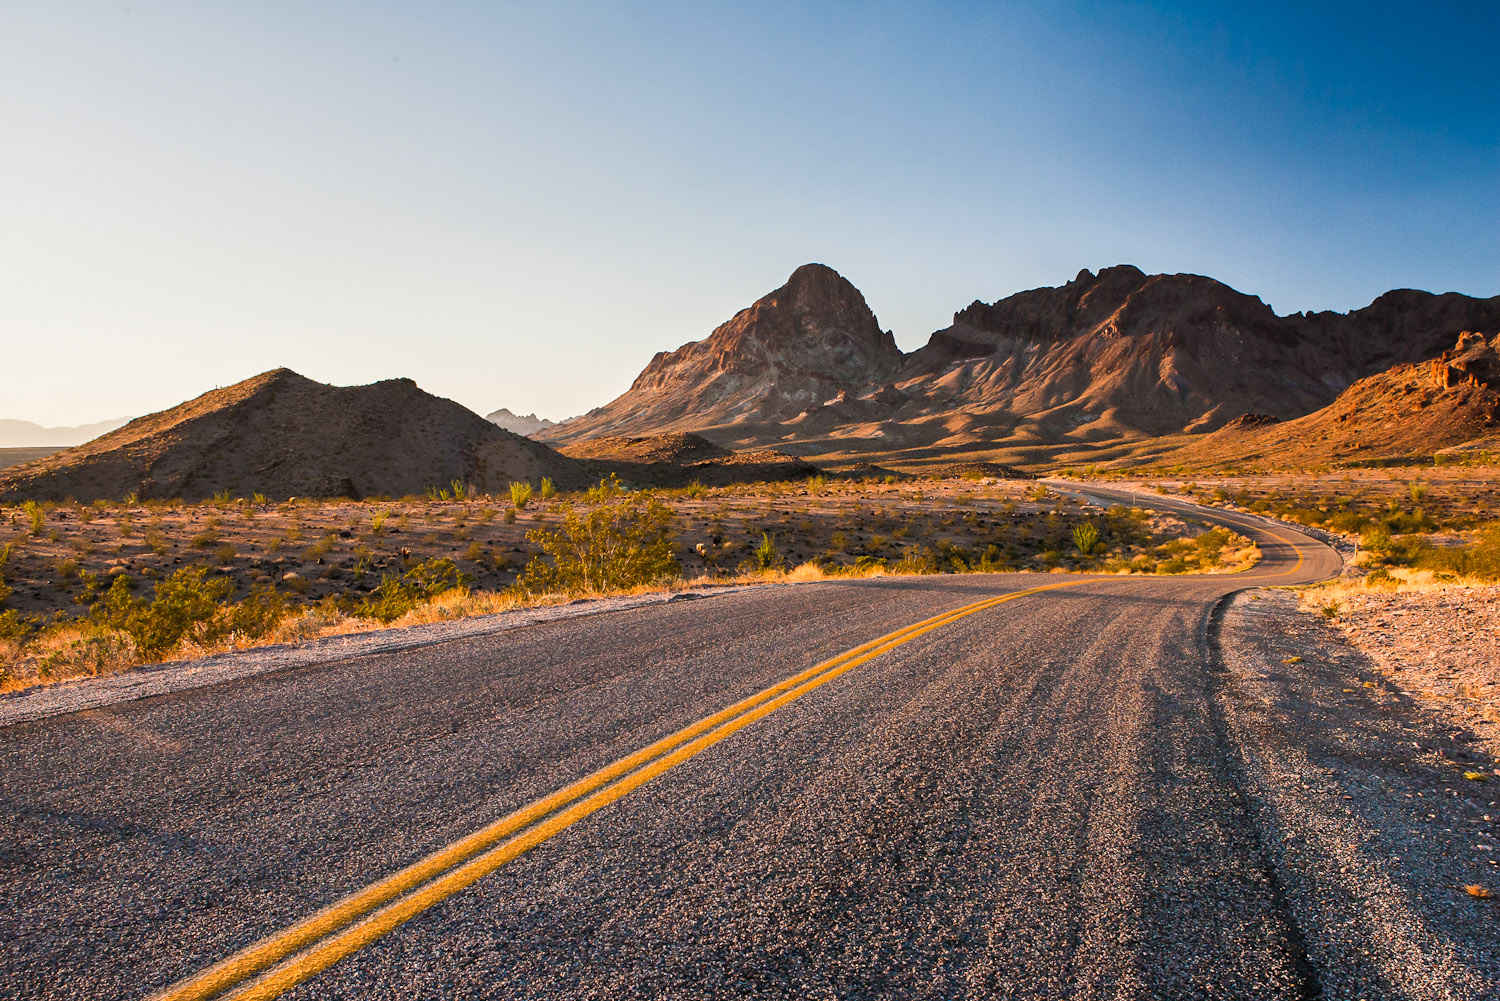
<box><xmin>0</xmin><ymin>493</ymin><xmax>1363</xmax><ymax>999</ymax></box>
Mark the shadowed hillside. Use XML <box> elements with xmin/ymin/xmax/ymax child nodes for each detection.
<box><xmin>0</xmin><ymin>369</ymin><xmax>590</xmax><ymax>502</ymax></box>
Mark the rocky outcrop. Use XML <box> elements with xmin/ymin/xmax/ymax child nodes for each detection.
<box><xmin>1172</xmin><ymin>333</ymin><xmax>1500</xmax><ymax>468</ymax></box>
<box><xmin>546</xmin><ymin>264</ymin><xmax>903</xmax><ymax>442</ymax></box>
<box><xmin>0</xmin><ymin>369</ymin><xmax>590</xmax><ymax>502</ymax></box>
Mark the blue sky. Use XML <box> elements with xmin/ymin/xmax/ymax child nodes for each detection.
<box><xmin>3</xmin><ymin>2</ymin><xmax>1496</xmax><ymax>426</ymax></box>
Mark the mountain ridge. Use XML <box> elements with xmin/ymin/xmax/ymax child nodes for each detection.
<box><xmin>545</xmin><ymin>264</ymin><xmax>1500</xmax><ymax>468</ymax></box>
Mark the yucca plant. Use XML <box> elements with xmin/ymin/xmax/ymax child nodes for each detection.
<box><xmin>510</xmin><ymin>481</ymin><xmax>534</xmax><ymax>510</ymax></box>
<box><xmin>23</xmin><ymin>500</ymin><xmax>43</xmax><ymax>536</ymax></box>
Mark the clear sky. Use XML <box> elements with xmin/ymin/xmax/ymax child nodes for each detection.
<box><xmin>3</xmin><ymin>2</ymin><xmax>1496</xmax><ymax>426</ymax></box>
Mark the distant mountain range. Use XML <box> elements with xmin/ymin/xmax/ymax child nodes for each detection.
<box><xmin>0</xmin><ymin>417</ymin><xmax>131</xmax><ymax>448</ymax></box>
<box><xmin>543</xmin><ymin>263</ymin><xmax>1500</xmax><ymax>468</ymax></box>
<box><xmin>485</xmin><ymin>408</ymin><xmax>557</xmax><ymax>437</ymax></box>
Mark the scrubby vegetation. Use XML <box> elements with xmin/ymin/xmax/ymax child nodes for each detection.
<box><xmin>513</xmin><ymin>476</ymin><xmax>678</xmax><ymax>595</ymax></box>
<box><xmin>1161</xmin><ymin>471</ymin><xmax>1500</xmax><ymax>582</ymax></box>
<box><xmin>0</xmin><ymin>474</ymin><xmax>1263</xmax><ymax>691</ymax></box>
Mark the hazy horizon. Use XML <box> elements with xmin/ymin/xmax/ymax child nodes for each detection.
<box><xmin>4</xmin><ymin>2</ymin><xmax>1496</xmax><ymax>427</ymax></box>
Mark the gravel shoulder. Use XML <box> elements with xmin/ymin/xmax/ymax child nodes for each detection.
<box><xmin>1316</xmin><ymin>583</ymin><xmax>1500</xmax><ymax>753</ymax></box>
<box><xmin>1217</xmin><ymin>589</ymin><xmax>1500</xmax><ymax>1000</ymax></box>
<box><xmin>0</xmin><ymin>583</ymin><xmax>774</xmax><ymax>728</ymax></box>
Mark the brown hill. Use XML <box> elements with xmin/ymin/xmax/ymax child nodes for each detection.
<box><xmin>1169</xmin><ymin>332</ymin><xmax>1500</xmax><ymax>469</ymax></box>
<box><xmin>558</xmin><ymin>432</ymin><xmax>817</xmax><ymax>487</ymax></box>
<box><xmin>0</xmin><ymin>369</ymin><xmax>589</xmax><ymax>502</ymax></box>
<box><xmin>548</xmin><ymin>264</ymin><xmax>903</xmax><ymax>442</ymax></box>
<box><xmin>547</xmin><ymin>264</ymin><xmax>1500</xmax><ymax>470</ymax></box>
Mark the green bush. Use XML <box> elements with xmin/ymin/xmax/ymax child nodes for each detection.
<box><xmin>0</xmin><ymin>609</ymin><xmax>32</xmax><ymax>641</ymax></box>
<box><xmin>510</xmin><ymin>481</ymin><xmax>534</xmax><ymax>509</ymax></box>
<box><xmin>358</xmin><ymin>557</ymin><xmax>469</xmax><ymax>623</ymax></box>
<box><xmin>1408</xmin><ymin>522</ymin><xmax>1500</xmax><ymax>580</ymax></box>
<box><xmin>539</xmin><ymin>477</ymin><xmax>556</xmax><ymax>500</ymax></box>
<box><xmin>892</xmin><ymin>545</ymin><xmax>939</xmax><ymax>575</ymax></box>
<box><xmin>23</xmin><ymin>500</ymin><xmax>43</xmax><ymax>536</ymax></box>
<box><xmin>1071</xmin><ymin>521</ymin><xmax>1100</xmax><ymax>556</ymax></box>
<box><xmin>754</xmin><ymin>532</ymin><xmax>779</xmax><ymax>571</ymax></box>
<box><xmin>513</xmin><ymin>476</ymin><xmax>678</xmax><ymax>595</ymax></box>
<box><xmin>91</xmin><ymin>568</ymin><xmax>234</xmax><ymax>658</ymax></box>
<box><xmin>225</xmin><ymin>584</ymin><xmax>288</xmax><ymax>638</ymax></box>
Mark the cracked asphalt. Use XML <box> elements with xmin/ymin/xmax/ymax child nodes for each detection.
<box><xmin>9</xmin><ymin>496</ymin><xmax>1489</xmax><ymax>1000</ymax></box>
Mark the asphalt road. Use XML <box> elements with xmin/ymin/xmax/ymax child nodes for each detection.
<box><xmin>0</xmin><ymin>493</ymin><xmax>1379</xmax><ymax>999</ymax></box>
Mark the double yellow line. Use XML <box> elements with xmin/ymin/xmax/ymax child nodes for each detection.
<box><xmin>152</xmin><ymin>578</ymin><xmax>1089</xmax><ymax>1001</ymax></box>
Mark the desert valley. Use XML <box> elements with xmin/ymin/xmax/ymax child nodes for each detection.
<box><xmin>3</xmin><ymin>261</ymin><xmax>1498</xmax><ymax>694</ymax></box>
<box><xmin>6</xmin><ymin>6</ymin><xmax>1499</xmax><ymax>997</ymax></box>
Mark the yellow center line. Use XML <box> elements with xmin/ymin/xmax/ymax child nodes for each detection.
<box><xmin>152</xmin><ymin>578</ymin><xmax>1088</xmax><ymax>1001</ymax></box>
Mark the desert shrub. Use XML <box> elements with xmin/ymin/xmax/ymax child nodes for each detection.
<box><xmin>1408</xmin><ymin>521</ymin><xmax>1500</xmax><ymax>580</ymax></box>
<box><xmin>358</xmin><ymin>557</ymin><xmax>470</xmax><ymax>623</ymax></box>
<box><xmin>1072</xmin><ymin>521</ymin><xmax>1100</xmax><ymax>556</ymax></box>
<box><xmin>539</xmin><ymin>477</ymin><xmax>556</xmax><ymax>500</ymax></box>
<box><xmin>684</xmin><ymin>481</ymin><xmax>706</xmax><ymax>501</ymax></box>
<box><xmin>303</xmin><ymin>534</ymin><xmax>336</xmax><ymax>560</ymax></box>
<box><xmin>451</xmin><ymin>479</ymin><xmax>470</xmax><ymax>501</ymax></box>
<box><xmin>0</xmin><ymin>609</ymin><xmax>32</xmax><ymax>641</ymax></box>
<box><xmin>33</xmin><ymin>623</ymin><xmax>137</xmax><ymax>681</ymax></box>
<box><xmin>1360</xmin><ymin>524</ymin><xmax>1393</xmax><ymax>557</ymax></box>
<box><xmin>504</xmin><ymin>508</ymin><xmax>517</xmax><ymax>524</ymax></box>
<box><xmin>371</xmin><ymin>510</ymin><xmax>391</xmax><ymax>537</ymax></box>
<box><xmin>1193</xmin><ymin>527</ymin><xmax>1231</xmax><ymax>564</ymax></box>
<box><xmin>513</xmin><ymin>476</ymin><xmax>678</xmax><ymax>595</ymax></box>
<box><xmin>510</xmin><ymin>481</ymin><xmax>534</xmax><ymax>509</ymax></box>
<box><xmin>754</xmin><ymin>532</ymin><xmax>780</xmax><ymax>571</ymax></box>
<box><xmin>892</xmin><ymin>545</ymin><xmax>939</xmax><ymax>575</ymax></box>
<box><xmin>23</xmin><ymin>501</ymin><xmax>43</xmax><ymax>536</ymax></box>
<box><xmin>224</xmin><ymin>584</ymin><xmax>288</xmax><ymax>639</ymax></box>
<box><xmin>91</xmin><ymin>568</ymin><xmax>234</xmax><ymax>659</ymax></box>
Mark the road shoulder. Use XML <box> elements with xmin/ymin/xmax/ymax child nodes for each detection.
<box><xmin>0</xmin><ymin>584</ymin><xmax>769</xmax><ymax>729</ymax></box>
<box><xmin>1215</xmin><ymin>588</ymin><xmax>1500</xmax><ymax>999</ymax></box>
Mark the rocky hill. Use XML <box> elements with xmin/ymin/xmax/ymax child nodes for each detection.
<box><xmin>548</xmin><ymin>264</ymin><xmax>903</xmax><ymax>442</ymax></box>
<box><xmin>0</xmin><ymin>369</ymin><xmax>589</xmax><ymax>502</ymax></box>
<box><xmin>486</xmin><ymin>408</ymin><xmax>557</xmax><ymax>437</ymax></box>
<box><xmin>547</xmin><ymin>264</ymin><xmax>1500</xmax><ymax>469</ymax></box>
<box><xmin>1169</xmin><ymin>332</ymin><xmax>1500</xmax><ymax>469</ymax></box>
